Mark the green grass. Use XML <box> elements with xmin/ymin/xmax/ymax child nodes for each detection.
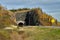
<box><xmin>21</xmin><ymin>27</ymin><xmax>60</xmax><ymax>40</ymax></box>
<box><xmin>0</xmin><ymin>27</ymin><xmax>60</xmax><ymax>40</ymax></box>
<box><xmin>0</xmin><ymin>29</ymin><xmax>10</xmax><ymax>40</ymax></box>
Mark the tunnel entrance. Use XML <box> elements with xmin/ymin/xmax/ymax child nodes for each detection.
<box><xmin>18</xmin><ymin>22</ymin><xmax>24</xmax><ymax>27</ymax></box>
<box><xmin>16</xmin><ymin>11</ymin><xmax>40</xmax><ymax>26</ymax></box>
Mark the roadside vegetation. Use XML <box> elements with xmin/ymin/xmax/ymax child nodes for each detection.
<box><xmin>18</xmin><ymin>27</ymin><xmax>60</xmax><ymax>40</ymax></box>
<box><xmin>0</xmin><ymin>27</ymin><xmax>60</xmax><ymax>40</ymax></box>
<box><xmin>0</xmin><ymin>29</ymin><xmax>10</xmax><ymax>40</ymax></box>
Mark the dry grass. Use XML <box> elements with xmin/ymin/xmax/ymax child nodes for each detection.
<box><xmin>1</xmin><ymin>26</ymin><xmax>60</xmax><ymax>40</ymax></box>
<box><xmin>17</xmin><ymin>27</ymin><xmax>60</xmax><ymax>40</ymax></box>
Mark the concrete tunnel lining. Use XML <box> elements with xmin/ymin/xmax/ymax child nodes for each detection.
<box><xmin>17</xmin><ymin>21</ymin><xmax>25</xmax><ymax>26</ymax></box>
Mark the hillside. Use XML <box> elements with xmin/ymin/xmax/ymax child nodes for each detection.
<box><xmin>0</xmin><ymin>5</ymin><xmax>16</xmax><ymax>28</ymax></box>
<box><xmin>0</xmin><ymin>5</ymin><xmax>60</xmax><ymax>28</ymax></box>
<box><xmin>0</xmin><ymin>5</ymin><xmax>60</xmax><ymax>40</ymax></box>
<box><xmin>14</xmin><ymin>8</ymin><xmax>60</xmax><ymax>26</ymax></box>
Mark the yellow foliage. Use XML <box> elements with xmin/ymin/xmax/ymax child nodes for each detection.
<box><xmin>51</xmin><ymin>19</ymin><xmax>55</xmax><ymax>23</ymax></box>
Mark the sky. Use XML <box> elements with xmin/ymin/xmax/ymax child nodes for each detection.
<box><xmin>0</xmin><ymin>0</ymin><xmax>60</xmax><ymax>21</ymax></box>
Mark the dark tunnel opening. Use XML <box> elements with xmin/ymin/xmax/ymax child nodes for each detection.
<box><xmin>18</xmin><ymin>22</ymin><xmax>24</xmax><ymax>27</ymax></box>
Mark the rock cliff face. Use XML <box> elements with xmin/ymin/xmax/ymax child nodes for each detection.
<box><xmin>15</xmin><ymin>8</ymin><xmax>58</xmax><ymax>26</ymax></box>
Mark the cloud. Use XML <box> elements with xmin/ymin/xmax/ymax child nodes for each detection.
<box><xmin>0</xmin><ymin>0</ymin><xmax>60</xmax><ymax>6</ymax></box>
<box><xmin>0</xmin><ymin>0</ymin><xmax>59</xmax><ymax>5</ymax></box>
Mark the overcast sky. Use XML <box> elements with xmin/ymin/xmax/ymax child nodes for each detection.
<box><xmin>0</xmin><ymin>0</ymin><xmax>60</xmax><ymax>21</ymax></box>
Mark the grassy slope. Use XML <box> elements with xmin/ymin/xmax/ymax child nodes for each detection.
<box><xmin>0</xmin><ymin>29</ymin><xmax>10</xmax><ymax>40</ymax></box>
<box><xmin>19</xmin><ymin>27</ymin><xmax>60</xmax><ymax>40</ymax></box>
<box><xmin>0</xmin><ymin>27</ymin><xmax>60</xmax><ymax>40</ymax></box>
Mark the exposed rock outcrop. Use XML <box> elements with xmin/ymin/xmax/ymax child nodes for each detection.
<box><xmin>15</xmin><ymin>8</ymin><xmax>58</xmax><ymax>26</ymax></box>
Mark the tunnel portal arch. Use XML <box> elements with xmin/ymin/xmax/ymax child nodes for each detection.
<box><xmin>16</xmin><ymin>21</ymin><xmax>25</xmax><ymax>27</ymax></box>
